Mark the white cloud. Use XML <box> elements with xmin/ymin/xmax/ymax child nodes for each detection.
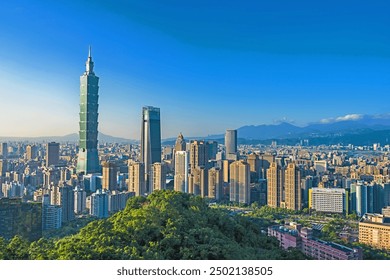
<box><xmin>320</xmin><ymin>114</ymin><xmax>363</xmax><ymax>124</ymax></box>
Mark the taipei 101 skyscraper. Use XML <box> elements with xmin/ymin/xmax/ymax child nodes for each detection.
<box><xmin>76</xmin><ymin>47</ymin><xmax>100</xmax><ymax>174</ymax></box>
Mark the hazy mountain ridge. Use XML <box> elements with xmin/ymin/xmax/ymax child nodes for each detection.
<box><xmin>234</xmin><ymin>115</ymin><xmax>390</xmax><ymax>140</ymax></box>
<box><xmin>236</xmin><ymin>129</ymin><xmax>390</xmax><ymax>146</ymax></box>
<box><xmin>2</xmin><ymin>114</ymin><xmax>390</xmax><ymax>144</ymax></box>
<box><xmin>0</xmin><ymin>132</ymin><xmax>135</xmax><ymax>143</ymax></box>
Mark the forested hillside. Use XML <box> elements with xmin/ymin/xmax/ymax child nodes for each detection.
<box><xmin>0</xmin><ymin>190</ymin><xmax>305</xmax><ymax>260</ymax></box>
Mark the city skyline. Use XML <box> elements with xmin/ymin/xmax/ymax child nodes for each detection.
<box><xmin>0</xmin><ymin>1</ymin><xmax>389</xmax><ymax>139</ymax></box>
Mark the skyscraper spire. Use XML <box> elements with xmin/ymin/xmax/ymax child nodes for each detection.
<box><xmin>86</xmin><ymin>46</ymin><xmax>94</xmax><ymax>75</ymax></box>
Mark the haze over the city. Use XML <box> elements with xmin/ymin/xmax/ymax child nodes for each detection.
<box><xmin>0</xmin><ymin>0</ymin><xmax>389</xmax><ymax>139</ymax></box>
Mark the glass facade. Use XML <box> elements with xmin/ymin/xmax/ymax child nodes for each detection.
<box><xmin>77</xmin><ymin>48</ymin><xmax>100</xmax><ymax>174</ymax></box>
<box><xmin>141</xmin><ymin>106</ymin><xmax>161</xmax><ymax>192</ymax></box>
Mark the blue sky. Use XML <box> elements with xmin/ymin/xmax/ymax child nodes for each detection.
<box><xmin>0</xmin><ymin>0</ymin><xmax>389</xmax><ymax>139</ymax></box>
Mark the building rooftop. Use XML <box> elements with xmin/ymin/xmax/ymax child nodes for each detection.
<box><xmin>312</xmin><ymin>238</ymin><xmax>356</xmax><ymax>253</ymax></box>
<box><xmin>269</xmin><ymin>225</ymin><xmax>300</xmax><ymax>236</ymax></box>
<box><xmin>360</xmin><ymin>213</ymin><xmax>390</xmax><ymax>225</ymax></box>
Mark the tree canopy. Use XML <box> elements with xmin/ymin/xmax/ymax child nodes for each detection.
<box><xmin>0</xmin><ymin>190</ymin><xmax>306</xmax><ymax>260</ymax></box>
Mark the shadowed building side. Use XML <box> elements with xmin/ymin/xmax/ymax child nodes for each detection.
<box><xmin>140</xmin><ymin>106</ymin><xmax>161</xmax><ymax>193</ymax></box>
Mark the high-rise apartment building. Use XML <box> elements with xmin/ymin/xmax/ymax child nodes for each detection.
<box><xmin>150</xmin><ymin>162</ymin><xmax>166</xmax><ymax>192</ymax></box>
<box><xmin>301</xmin><ymin>176</ymin><xmax>314</xmax><ymax>208</ymax></box>
<box><xmin>50</xmin><ymin>184</ymin><xmax>75</xmax><ymax>224</ymax></box>
<box><xmin>26</xmin><ymin>145</ymin><xmax>38</xmax><ymax>160</ymax></box>
<box><xmin>189</xmin><ymin>140</ymin><xmax>208</xmax><ymax>170</ymax></box>
<box><xmin>229</xmin><ymin>160</ymin><xmax>250</xmax><ymax>204</ymax></box>
<box><xmin>225</xmin><ymin>129</ymin><xmax>237</xmax><ymax>160</ymax></box>
<box><xmin>108</xmin><ymin>191</ymin><xmax>133</xmax><ymax>214</ymax></box>
<box><xmin>260</xmin><ymin>154</ymin><xmax>273</xmax><ymax>179</ymax></box>
<box><xmin>207</xmin><ymin>141</ymin><xmax>218</xmax><ymax>160</ymax></box>
<box><xmin>247</xmin><ymin>153</ymin><xmax>262</xmax><ymax>182</ymax></box>
<box><xmin>1</xmin><ymin>182</ymin><xmax>24</xmax><ymax>198</ymax></box>
<box><xmin>356</xmin><ymin>182</ymin><xmax>368</xmax><ymax>216</ymax></box>
<box><xmin>354</xmin><ymin>182</ymin><xmax>383</xmax><ymax>216</ymax></box>
<box><xmin>77</xmin><ymin>47</ymin><xmax>100</xmax><ymax>174</ymax></box>
<box><xmin>82</xmin><ymin>173</ymin><xmax>100</xmax><ymax>192</ymax></box>
<box><xmin>0</xmin><ymin>143</ymin><xmax>8</xmax><ymax>158</ymax></box>
<box><xmin>174</xmin><ymin>133</ymin><xmax>186</xmax><ymax>152</ymax></box>
<box><xmin>267</xmin><ymin>162</ymin><xmax>283</xmax><ymax>208</ymax></box>
<box><xmin>90</xmin><ymin>189</ymin><xmax>109</xmax><ymax>218</ymax></box>
<box><xmin>60</xmin><ymin>168</ymin><xmax>72</xmax><ymax>183</ymax></box>
<box><xmin>140</xmin><ymin>106</ymin><xmax>161</xmax><ymax>192</ymax></box>
<box><xmin>128</xmin><ymin>161</ymin><xmax>146</xmax><ymax>196</ymax></box>
<box><xmin>223</xmin><ymin>159</ymin><xmax>234</xmax><ymax>184</ymax></box>
<box><xmin>46</xmin><ymin>142</ymin><xmax>60</xmax><ymax>167</ymax></box>
<box><xmin>74</xmin><ymin>186</ymin><xmax>86</xmax><ymax>215</ymax></box>
<box><xmin>247</xmin><ymin>153</ymin><xmax>260</xmax><ymax>174</ymax></box>
<box><xmin>285</xmin><ymin>163</ymin><xmax>301</xmax><ymax>210</ymax></box>
<box><xmin>0</xmin><ymin>159</ymin><xmax>6</xmax><ymax>177</ymax></box>
<box><xmin>174</xmin><ymin>151</ymin><xmax>189</xmax><ymax>193</ymax></box>
<box><xmin>43</xmin><ymin>167</ymin><xmax>60</xmax><ymax>188</ymax></box>
<box><xmin>208</xmin><ymin>167</ymin><xmax>223</xmax><ymax>200</ymax></box>
<box><xmin>102</xmin><ymin>161</ymin><xmax>118</xmax><ymax>191</ymax></box>
<box><xmin>189</xmin><ymin>166</ymin><xmax>208</xmax><ymax>197</ymax></box>
<box><xmin>42</xmin><ymin>194</ymin><xmax>62</xmax><ymax>230</ymax></box>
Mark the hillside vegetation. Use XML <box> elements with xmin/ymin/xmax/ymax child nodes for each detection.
<box><xmin>0</xmin><ymin>190</ymin><xmax>305</xmax><ymax>260</ymax></box>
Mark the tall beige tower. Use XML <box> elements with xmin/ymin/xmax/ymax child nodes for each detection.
<box><xmin>284</xmin><ymin>163</ymin><xmax>301</xmax><ymax>210</ymax></box>
<box><xmin>174</xmin><ymin>151</ymin><xmax>188</xmax><ymax>193</ymax></box>
<box><xmin>222</xmin><ymin>159</ymin><xmax>234</xmax><ymax>184</ymax></box>
<box><xmin>102</xmin><ymin>161</ymin><xmax>118</xmax><ymax>191</ymax></box>
<box><xmin>26</xmin><ymin>145</ymin><xmax>37</xmax><ymax>160</ymax></box>
<box><xmin>247</xmin><ymin>153</ymin><xmax>260</xmax><ymax>173</ymax></box>
<box><xmin>150</xmin><ymin>162</ymin><xmax>166</xmax><ymax>192</ymax></box>
<box><xmin>247</xmin><ymin>153</ymin><xmax>260</xmax><ymax>182</ymax></box>
<box><xmin>128</xmin><ymin>162</ymin><xmax>146</xmax><ymax>196</ymax></box>
<box><xmin>189</xmin><ymin>166</ymin><xmax>208</xmax><ymax>197</ymax></box>
<box><xmin>189</xmin><ymin>140</ymin><xmax>208</xmax><ymax>170</ymax></box>
<box><xmin>208</xmin><ymin>167</ymin><xmax>223</xmax><ymax>200</ymax></box>
<box><xmin>174</xmin><ymin>133</ymin><xmax>186</xmax><ymax>152</ymax></box>
<box><xmin>267</xmin><ymin>162</ymin><xmax>283</xmax><ymax>208</ymax></box>
<box><xmin>229</xmin><ymin>160</ymin><xmax>250</xmax><ymax>204</ymax></box>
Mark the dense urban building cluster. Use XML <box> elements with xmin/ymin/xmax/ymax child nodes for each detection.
<box><xmin>1</xmin><ymin>50</ymin><xmax>389</xmax><ymax>256</ymax></box>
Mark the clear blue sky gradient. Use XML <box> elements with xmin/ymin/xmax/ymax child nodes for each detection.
<box><xmin>0</xmin><ymin>0</ymin><xmax>389</xmax><ymax>139</ymax></box>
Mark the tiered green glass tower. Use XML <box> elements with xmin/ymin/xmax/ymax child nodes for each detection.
<box><xmin>76</xmin><ymin>47</ymin><xmax>100</xmax><ymax>174</ymax></box>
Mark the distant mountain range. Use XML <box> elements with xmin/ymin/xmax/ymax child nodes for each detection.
<box><xmin>2</xmin><ymin>114</ymin><xmax>390</xmax><ymax>146</ymax></box>
<box><xmin>207</xmin><ymin>114</ymin><xmax>390</xmax><ymax>141</ymax></box>
<box><xmin>0</xmin><ymin>132</ymin><xmax>135</xmax><ymax>143</ymax></box>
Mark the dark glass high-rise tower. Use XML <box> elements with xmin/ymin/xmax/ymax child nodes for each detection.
<box><xmin>77</xmin><ymin>47</ymin><xmax>100</xmax><ymax>174</ymax></box>
<box><xmin>141</xmin><ymin>106</ymin><xmax>161</xmax><ymax>192</ymax></box>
